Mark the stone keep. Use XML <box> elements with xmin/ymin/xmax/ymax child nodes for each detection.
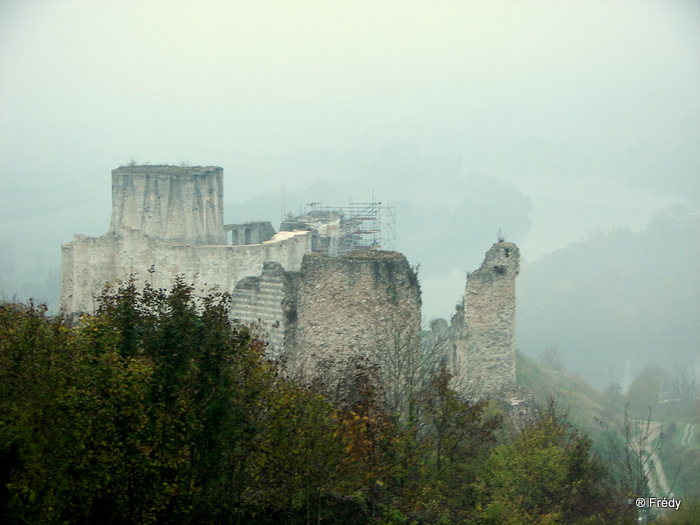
<box><xmin>109</xmin><ymin>165</ymin><xmax>225</xmax><ymax>245</ymax></box>
<box><xmin>60</xmin><ymin>165</ymin><xmax>312</xmax><ymax>318</ymax></box>
<box><xmin>60</xmin><ymin>164</ymin><xmax>523</xmax><ymax>407</ymax></box>
<box><xmin>458</xmin><ymin>241</ymin><xmax>520</xmax><ymax>395</ymax></box>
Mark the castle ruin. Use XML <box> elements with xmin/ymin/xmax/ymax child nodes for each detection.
<box><xmin>61</xmin><ymin>166</ymin><xmax>311</xmax><ymax>317</ymax></box>
<box><xmin>61</xmin><ymin>165</ymin><xmax>524</xmax><ymax>405</ymax></box>
<box><xmin>458</xmin><ymin>241</ymin><xmax>520</xmax><ymax>395</ymax></box>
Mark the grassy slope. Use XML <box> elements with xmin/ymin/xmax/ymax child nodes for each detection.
<box><xmin>516</xmin><ymin>350</ymin><xmax>700</xmax><ymax>497</ymax></box>
<box><xmin>658</xmin><ymin>423</ymin><xmax>700</xmax><ymax>497</ymax></box>
<box><xmin>516</xmin><ymin>350</ymin><xmax>621</xmax><ymax>434</ymax></box>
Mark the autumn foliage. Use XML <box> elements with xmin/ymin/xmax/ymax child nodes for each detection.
<box><xmin>0</xmin><ymin>280</ymin><xmax>621</xmax><ymax>524</ymax></box>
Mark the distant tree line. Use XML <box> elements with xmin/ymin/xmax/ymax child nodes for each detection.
<box><xmin>1</xmin><ymin>280</ymin><xmax>650</xmax><ymax>524</ymax></box>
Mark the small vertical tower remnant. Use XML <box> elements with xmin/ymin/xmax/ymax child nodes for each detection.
<box><xmin>463</xmin><ymin>240</ymin><xmax>520</xmax><ymax>395</ymax></box>
<box><xmin>109</xmin><ymin>165</ymin><xmax>225</xmax><ymax>245</ymax></box>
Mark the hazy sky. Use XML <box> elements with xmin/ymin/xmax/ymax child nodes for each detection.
<box><xmin>1</xmin><ymin>0</ymin><xmax>699</xmax><ymax>322</ymax></box>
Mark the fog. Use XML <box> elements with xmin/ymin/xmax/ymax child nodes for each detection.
<box><xmin>1</xmin><ymin>1</ymin><xmax>698</xmax><ymax>387</ymax></box>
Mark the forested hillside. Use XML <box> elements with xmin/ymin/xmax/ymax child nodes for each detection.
<box><xmin>0</xmin><ymin>281</ymin><xmax>646</xmax><ymax>524</ymax></box>
<box><xmin>518</xmin><ymin>206</ymin><xmax>700</xmax><ymax>390</ymax></box>
<box><xmin>518</xmin><ymin>350</ymin><xmax>700</xmax><ymax>506</ymax></box>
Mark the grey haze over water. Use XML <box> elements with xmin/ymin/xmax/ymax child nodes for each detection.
<box><xmin>1</xmin><ymin>1</ymin><xmax>698</xmax><ymax>388</ymax></box>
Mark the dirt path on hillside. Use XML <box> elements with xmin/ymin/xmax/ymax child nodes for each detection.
<box><xmin>632</xmin><ymin>421</ymin><xmax>671</xmax><ymax>498</ymax></box>
<box><xmin>647</xmin><ymin>423</ymin><xmax>671</xmax><ymax>497</ymax></box>
<box><xmin>681</xmin><ymin>423</ymin><xmax>696</xmax><ymax>447</ymax></box>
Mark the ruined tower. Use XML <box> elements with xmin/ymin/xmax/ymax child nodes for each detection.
<box><xmin>61</xmin><ymin>162</ymin><xmax>527</xmax><ymax>415</ymax></box>
<box><xmin>61</xmin><ymin>165</ymin><xmax>311</xmax><ymax>318</ymax></box>
<box><xmin>230</xmin><ymin>250</ymin><xmax>423</xmax><ymax>401</ymax></box>
<box><xmin>289</xmin><ymin>251</ymin><xmax>421</xmax><ymax>390</ymax></box>
<box><xmin>458</xmin><ymin>241</ymin><xmax>520</xmax><ymax>395</ymax></box>
<box><xmin>109</xmin><ymin>165</ymin><xmax>225</xmax><ymax>245</ymax></box>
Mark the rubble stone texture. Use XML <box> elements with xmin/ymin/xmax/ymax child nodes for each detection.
<box><xmin>458</xmin><ymin>241</ymin><xmax>520</xmax><ymax>396</ymax></box>
<box><xmin>230</xmin><ymin>251</ymin><xmax>422</xmax><ymax>399</ymax></box>
<box><xmin>288</xmin><ymin>251</ymin><xmax>421</xmax><ymax>396</ymax></box>
<box><xmin>61</xmin><ymin>164</ymin><xmax>523</xmax><ymax>409</ymax></box>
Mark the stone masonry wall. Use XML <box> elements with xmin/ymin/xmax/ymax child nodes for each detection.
<box><xmin>457</xmin><ymin>241</ymin><xmax>520</xmax><ymax>396</ymax></box>
<box><xmin>110</xmin><ymin>165</ymin><xmax>225</xmax><ymax>245</ymax></box>
<box><xmin>60</xmin><ymin>164</ymin><xmax>312</xmax><ymax>318</ymax></box>
<box><xmin>287</xmin><ymin>250</ymin><xmax>421</xmax><ymax>397</ymax></box>
<box><xmin>225</xmin><ymin>221</ymin><xmax>275</xmax><ymax>246</ymax></box>
<box><xmin>61</xmin><ymin>164</ymin><xmax>525</xmax><ymax>414</ymax></box>
<box><xmin>60</xmin><ymin>229</ymin><xmax>311</xmax><ymax>317</ymax></box>
<box><xmin>230</xmin><ymin>262</ymin><xmax>289</xmax><ymax>358</ymax></box>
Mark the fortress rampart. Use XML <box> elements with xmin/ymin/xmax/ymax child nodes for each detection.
<box><xmin>61</xmin><ymin>164</ymin><xmax>523</xmax><ymax>406</ymax></box>
<box><xmin>230</xmin><ymin>251</ymin><xmax>422</xmax><ymax>396</ymax></box>
<box><xmin>290</xmin><ymin>251</ymin><xmax>421</xmax><ymax>390</ymax></box>
<box><xmin>60</xmin><ymin>166</ymin><xmax>311</xmax><ymax>317</ymax></box>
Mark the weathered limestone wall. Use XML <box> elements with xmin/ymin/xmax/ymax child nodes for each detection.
<box><xmin>288</xmin><ymin>250</ymin><xmax>421</xmax><ymax>395</ymax></box>
<box><xmin>230</xmin><ymin>262</ymin><xmax>289</xmax><ymax>357</ymax></box>
<box><xmin>458</xmin><ymin>241</ymin><xmax>520</xmax><ymax>396</ymax></box>
<box><xmin>60</xmin><ymin>163</ymin><xmax>528</xmax><ymax>418</ymax></box>
<box><xmin>109</xmin><ymin>165</ymin><xmax>225</xmax><ymax>245</ymax></box>
<box><xmin>60</xmin><ymin>229</ymin><xmax>311</xmax><ymax>317</ymax></box>
<box><xmin>60</xmin><ymin>164</ymin><xmax>313</xmax><ymax>318</ymax></box>
<box><xmin>225</xmin><ymin>221</ymin><xmax>275</xmax><ymax>246</ymax></box>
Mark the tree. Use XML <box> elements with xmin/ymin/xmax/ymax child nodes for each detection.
<box><xmin>373</xmin><ymin>307</ymin><xmax>430</xmax><ymax>423</ymax></box>
<box><xmin>537</xmin><ymin>345</ymin><xmax>566</xmax><ymax>373</ymax></box>
<box><xmin>0</xmin><ymin>299</ymin><xmax>164</xmax><ymax>523</ymax></box>
<box><xmin>481</xmin><ymin>397</ymin><xmax>609</xmax><ymax>523</ymax></box>
<box><xmin>596</xmin><ymin>404</ymin><xmax>665</xmax><ymax>519</ymax></box>
<box><xmin>249</xmin><ymin>380</ymin><xmax>344</xmax><ymax>524</ymax></box>
<box><xmin>335</xmin><ymin>367</ymin><xmax>398</xmax><ymax>522</ymax></box>
<box><xmin>626</xmin><ymin>364</ymin><xmax>666</xmax><ymax>419</ymax></box>
<box><xmin>0</xmin><ymin>279</ymin><xmax>287</xmax><ymax>523</ymax></box>
<box><xmin>416</xmin><ymin>363</ymin><xmax>500</xmax><ymax>522</ymax></box>
<box><xmin>666</xmin><ymin>366</ymin><xmax>700</xmax><ymax>417</ymax></box>
<box><xmin>3</xmin><ymin>284</ymin><xmax>644</xmax><ymax>524</ymax></box>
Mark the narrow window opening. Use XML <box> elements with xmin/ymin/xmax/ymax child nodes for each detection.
<box><xmin>505</xmin><ymin>248</ymin><xmax>510</xmax><ymax>258</ymax></box>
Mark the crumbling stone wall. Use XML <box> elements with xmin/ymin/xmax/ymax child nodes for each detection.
<box><xmin>225</xmin><ymin>221</ymin><xmax>275</xmax><ymax>246</ymax></box>
<box><xmin>288</xmin><ymin>250</ymin><xmax>421</xmax><ymax>398</ymax></box>
<box><xmin>422</xmin><ymin>241</ymin><xmax>534</xmax><ymax>423</ymax></box>
<box><xmin>61</xmin><ymin>163</ymin><xmax>527</xmax><ymax>414</ymax></box>
<box><xmin>61</xmin><ymin>229</ymin><xmax>311</xmax><ymax>318</ymax></box>
<box><xmin>230</xmin><ymin>262</ymin><xmax>289</xmax><ymax>358</ymax></box>
<box><xmin>457</xmin><ymin>241</ymin><xmax>520</xmax><ymax>396</ymax></box>
<box><xmin>228</xmin><ymin>250</ymin><xmax>422</xmax><ymax>400</ymax></box>
<box><xmin>280</xmin><ymin>211</ymin><xmax>343</xmax><ymax>256</ymax></box>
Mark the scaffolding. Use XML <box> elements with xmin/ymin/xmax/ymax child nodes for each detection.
<box><xmin>284</xmin><ymin>200</ymin><xmax>396</xmax><ymax>256</ymax></box>
<box><xmin>337</xmin><ymin>201</ymin><xmax>395</xmax><ymax>254</ymax></box>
